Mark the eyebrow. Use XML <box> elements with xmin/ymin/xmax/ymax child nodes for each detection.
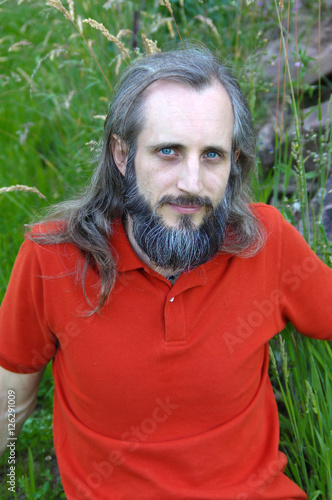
<box><xmin>147</xmin><ymin>142</ymin><xmax>231</xmax><ymax>157</ymax></box>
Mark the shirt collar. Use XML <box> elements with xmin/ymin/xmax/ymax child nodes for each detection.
<box><xmin>110</xmin><ymin>218</ymin><xmax>145</xmax><ymax>273</ymax></box>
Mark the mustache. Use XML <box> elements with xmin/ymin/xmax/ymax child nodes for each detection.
<box><xmin>156</xmin><ymin>195</ymin><xmax>213</xmax><ymax>210</ymax></box>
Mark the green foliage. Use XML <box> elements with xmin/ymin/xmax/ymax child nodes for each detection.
<box><xmin>0</xmin><ymin>0</ymin><xmax>331</xmax><ymax>498</ymax></box>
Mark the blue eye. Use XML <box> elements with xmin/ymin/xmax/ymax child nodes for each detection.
<box><xmin>205</xmin><ymin>152</ymin><xmax>219</xmax><ymax>159</ymax></box>
<box><xmin>160</xmin><ymin>148</ymin><xmax>174</xmax><ymax>155</ymax></box>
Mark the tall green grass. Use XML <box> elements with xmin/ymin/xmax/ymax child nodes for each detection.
<box><xmin>0</xmin><ymin>0</ymin><xmax>331</xmax><ymax>498</ymax></box>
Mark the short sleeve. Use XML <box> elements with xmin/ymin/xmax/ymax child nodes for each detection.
<box><xmin>0</xmin><ymin>239</ymin><xmax>57</xmax><ymax>373</ymax></box>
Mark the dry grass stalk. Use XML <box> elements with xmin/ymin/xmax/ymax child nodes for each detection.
<box><xmin>93</xmin><ymin>115</ymin><xmax>107</xmax><ymax>120</ymax></box>
<box><xmin>115</xmin><ymin>54</ymin><xmax>122</xmax><ymax>75</ymax></box>
<box><xmin>141</xmin><ymin>34</ymin><xmax>161</xmax><ymax>55</ymax></box>
<box><xmin>194</xmin><ymin>15</ymin><xmax>220</xmax><ymax>39</ymax></box>
<box><xmin>67</xmin><ymin>0</ymin><xmax>75</xmax><ymax>21</ymax></box>
<box><xmin>8</xmin><ymin>40</ymin><xmax>32</xmax><ymax>52</ymax></box>
<box><xmin>63</xmin><ymin>90</ymin><xmax>76</xmax><ymax>109</ymax></box>
<box><xmin>0</xmin><ymin>185</ymin><xmax>46</xmax><ymax>199</ymax></box>
<box><xmin>117</xmin><ymin>29</ymin><xmax>134</xmax><ymax>39</ymax></box>
<box><xmin>159</xmin><ymin>0</ymin><xmax>173</xmax><ymax>15</ymax></box>
<box><xmin>167</xmin><ymin>20</ymin><xmax>175</xmax><ymax>39</ymax></box>
<box><xmin>83</xmin><ymin>19</ymin><xmax>130</xmax><ymax>61</ymax></box>
<box><xmin>159</xmin><ymin>0</ymin><xmax>184</xmax><ymax>49</ymax></box>
<box><xmin>46</xmin><ymin>0</ymin><xmax>73</xmax><ymax>21</ymax></box>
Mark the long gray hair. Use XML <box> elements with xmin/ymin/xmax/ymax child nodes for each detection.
<box><xmin>28</xmin><ymin>47</ymin><xmax>265</xmax><ymax>311</ymax></box>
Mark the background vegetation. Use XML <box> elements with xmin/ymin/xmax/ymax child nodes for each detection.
<box><xmin>0</xmin><ymin>0</ymin><xmax>331</xmax><ymax>498</ymax></box>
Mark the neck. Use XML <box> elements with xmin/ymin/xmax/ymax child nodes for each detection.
<box><xmin>124</xmin><ymin>216</ymin><xmax>183</xmax><ymax>280</ymax></box>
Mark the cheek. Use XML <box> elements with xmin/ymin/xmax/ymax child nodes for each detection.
<box><xmin>137</xmin><ymin>168</ymin><xmax>174</xmax><ymax>202</ymax></box>
<box><xmin>207</xmin><ymin>170</ymin><xmax>231</xmax><ymax>203</ymax></box>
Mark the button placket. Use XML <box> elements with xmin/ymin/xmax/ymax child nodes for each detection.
<box><xmin>164</xmin><ymin>292</ymin><xmax>186</xmax><ymax>344</ymax></box>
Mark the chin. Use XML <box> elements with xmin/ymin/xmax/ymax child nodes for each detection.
<box><xmin>162</xmin><ymin>215</ymin><xmax>203</xmax><ymax>231</ymax></box>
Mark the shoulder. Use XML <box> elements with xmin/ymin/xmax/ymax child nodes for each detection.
<box><xmin>249</xmin><ymin>202</ymin><xmax>283</xmax><ymax>224</ymax></box>
<box><xmin>249</xmin><ymin>202</ymin><xmax>289</xmax><ymax>240</ymax></box>
<box><xmin>22</xmin><ymin>221</ymin><xmax>82</xmax><ymax>275</ymax></box>
<box><xmin>249</xmin><ymin>203</ymin><xmax>316</xmax><ymax>258</ymax></box>
<box><xmin>26</xmin><ymin>220</ymin><xmax>67</xmax><ymax>238</ymax></box>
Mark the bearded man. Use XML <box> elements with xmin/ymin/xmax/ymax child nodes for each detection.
<box><xmin>0</xmin><ymin>48</ymin><xmax>331</xmax><ymax>500</ymax></box>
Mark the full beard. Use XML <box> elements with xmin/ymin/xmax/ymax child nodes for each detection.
<box><xmin>122</xmin><ymin>166</ymin><xmax>230</xmax><ymax>273</ymax></box>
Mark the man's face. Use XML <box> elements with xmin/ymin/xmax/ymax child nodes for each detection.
<box><xmin>133</xmin><ymin>80</ymin><xmax>234</xmax><ymax>228</ymax></box>
<box><xmin>114</xmin><ymin>80</ymin><xmax>235</xmax><ymax>272</ymax></box>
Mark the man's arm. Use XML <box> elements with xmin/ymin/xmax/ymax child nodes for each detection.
<box><xmin>0</xmin><ymin>366</ymin><xmax>45</xmax><ymax>457</ymax></box>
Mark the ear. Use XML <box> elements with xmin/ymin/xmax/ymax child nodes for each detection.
<box><xmin>234</xmin><ymin>150</ymin><xmax>240</xmax><ymax>163</ymax></box>
<box><xmin>112</xmin><ymin>134</ymin><xmax>128</xmax><ymax>176</ymax></box>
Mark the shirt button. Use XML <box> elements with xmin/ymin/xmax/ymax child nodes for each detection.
<box><xmin>169</xmin><ymin>297</ymin><xmax>175</xmax><ymax>302</ymax></box>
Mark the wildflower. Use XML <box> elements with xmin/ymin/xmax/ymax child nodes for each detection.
<box><xmin>295</xmin><ymin>61</ymin><xmax>303</xmax><ymax>68</ymax></box>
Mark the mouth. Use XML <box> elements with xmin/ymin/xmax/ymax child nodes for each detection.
<box><xmin>168</xmin><ymin>203</ymin><xmax>202</xmax><ymax>215</ymax></box>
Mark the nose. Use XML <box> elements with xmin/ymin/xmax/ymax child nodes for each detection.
<box><xmin>176</xmin><ymin>156</ymin><xmax>203</xmax><ymax>195</ymax></box>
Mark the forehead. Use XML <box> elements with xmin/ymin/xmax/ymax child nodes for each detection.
<box><xmin>138</xmin><ymin>80</ymin><xmax>234</xmax><ymax>149</ymax></box>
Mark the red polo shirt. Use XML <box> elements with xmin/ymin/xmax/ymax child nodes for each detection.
<box><xmin>0</xmin><ymin>203</ymin><xmax>331</xmax><ymax>499</ymax></box>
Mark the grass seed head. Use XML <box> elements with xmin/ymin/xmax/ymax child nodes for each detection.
<box><xmin>0</xmin><ymin>185</ymin><xmax>46</xmax><ymax>199</ymax></box>
<box><xmin>141</xmin><ymin>34</ymin><xmax>161</xmax><ymax>54</ymax></box>
<box><xmin>67</xmin><ymin>0</ymin><xmax>75</xmax><ymax>20</ymax></box>
<box><xmin>305</xmin><ymin>380</ymin><xmax>318</xmax><ymax>414</ymax></box>
<box><xmin>278</xmin><ymin>334</ymin><xmax>289</xmax><ymax>382</ymax></box>
<box><xmin>115</xmin><ymin>54</ymin><xmax>122</xmax><ymax>75</ymax></box>
<box><xmin>269</xmin><ymin>346</ymin><xmax>278</xmax><ymax>376</ymax></box>
<box><xmin>83</xmin><ymin>19</ymin><xmax>130</xmax><ymax>60</ymax></box>
<box><xmin>46</xmin><ymin>0</ymin><xmax>73</xmax><ymax>21</ymax></box>
<box><xmin>8</xmin><ymin>40</ymin><xmax>33</xmax><ymax>52</ymax></box>
<box><xmin>167</xmin><ymin>20</ymin><xmax>175</xmax><ymax>39</ymax></box>
<box><xmin>159</xmin><ymin>0</ymin><xmax>173</xmax><ymax>15</ymax></box>
<box><xmin>194</xmin><ymin>15</ymin><xmax>220</xmax><ymax>39</ymax></box>
<box><xmin>117</xmin><ymin>29</ymin><xmax>134</xmax><ymax>39</ymax></box>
